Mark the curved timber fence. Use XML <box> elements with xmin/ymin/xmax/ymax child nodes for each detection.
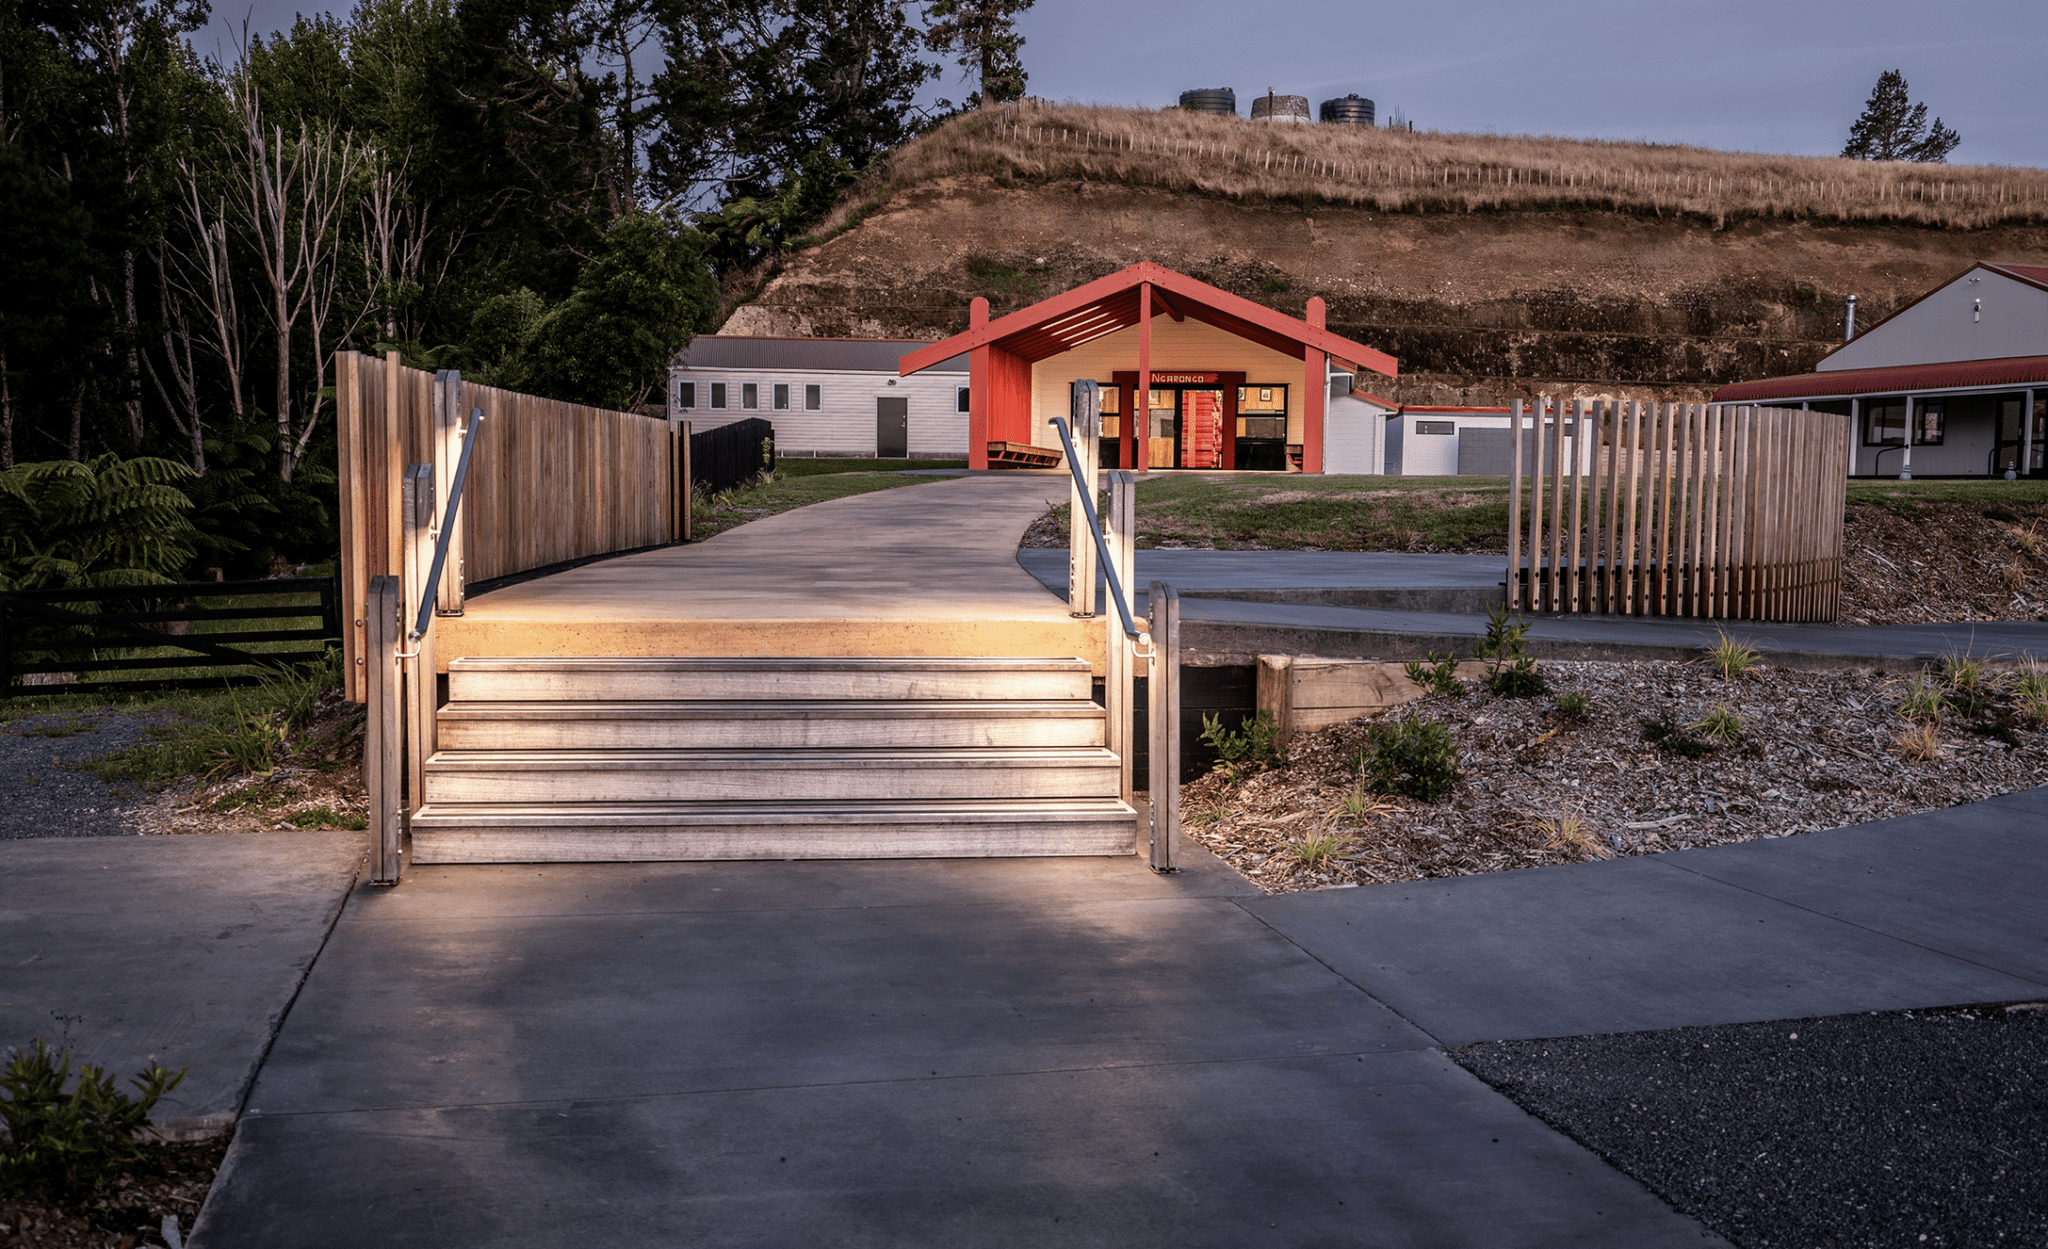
<box><xmin>1507</xmin><ymin>399</ymin><xmax>1850</xmax><ymax>622</ymax></box>
<box><xmin>336</xmin><ymin>351</ymin><xmax>688</xmax><ymax>701</ymax></box>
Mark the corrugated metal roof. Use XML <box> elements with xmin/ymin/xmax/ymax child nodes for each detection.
<box><xmin>1986</xmin><ymin>263</ymin><xmax>2048</xmax><ymax>290</ymax></box>
<box><xmin>1713</xmin><ymin>354</ymin><xmax>2048</xmax><ymax>402</ymax></box>
<box><xmin>679</xmin><ymin>336</ymin><xmax>967</xmax><ymax>373</ymax></box>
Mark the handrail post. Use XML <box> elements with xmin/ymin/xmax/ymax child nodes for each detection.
<box><xmin>432</xmin><ymin>372</ymin><xmax>467</xmax><ymax>615</ymax></box>
<box><xmin>401</xmin><ymin>464</ymin><xmax>436</xmax><ymax>821</ymax></box>
<box><xmin>1147</xmin><ymin>581</ymin><xmax>1180</xmax><ymax>872</ymax></box>
<box><xmin>365</xmin><ymin>575</ymin><xmax>403</xmax><ymax>885</ymax></box>
<box><xmin>1067</xmin><ymin>381</ymin><xmax>1100</xmax><ymax>618</ymax></box>
<box><xmin>1104</xmin><ymin>469</ymin><xmax>1136</xmax><ymax>806</ymax></box>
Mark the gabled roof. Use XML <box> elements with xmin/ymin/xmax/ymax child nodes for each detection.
<box><xmin>1814</xmin><ymin>261</ymin><xmax>2048</xmax><ymax>367</ymax></box>
<box><xmin>898</xmin><ymin>262</ymin><xmax>1398</xmax><ymax>378</ymax></box>
<box><xmin>1712</xmin><ymin>354</ymin><xmax>2048</xmax><ymax>403</ymax></box>
<box><xmin>681</xmin><ymin>336</ymin><xmax>967</xmax><ymax>373</ymax></box>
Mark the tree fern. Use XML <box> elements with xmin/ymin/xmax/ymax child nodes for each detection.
<box><xmin>0</xmin><ymin>455</ymin><xmax>201</xmax><ymax>592</ymax></box>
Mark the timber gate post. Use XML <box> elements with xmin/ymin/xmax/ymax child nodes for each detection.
<box><xmin>1147</xmin><ymin>581</ymin><xmax>1180</xmax><ymax>872</ymax></box>
<box><xmin>1068</xmin><ymin>381</ymin><xmax>1100</xmax><ymax>618</ymax></box>
<box><xmin>401</xmin><ymin>464</ymin><xmax>436</xmax><ymax>824</ymax></box>
<box><xmin>365</xmin><ymin>575</ymin><xmax>403</xmax><ymax>885</ymax></box>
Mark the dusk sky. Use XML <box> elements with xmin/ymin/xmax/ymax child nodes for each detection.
<box><xmin>195</xmin><ymin>0</ymin><xmax>2048</xmax><ymax>168</ymax></box>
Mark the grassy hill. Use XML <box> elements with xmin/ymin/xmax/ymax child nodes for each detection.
<box><xmin>725</xmin><ymin>102</ymin><xmax>2048</xmax><ymax>404</ymax></box>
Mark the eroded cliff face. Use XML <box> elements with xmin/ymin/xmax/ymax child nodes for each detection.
<box><xmin>722</xmin><ymin>176</ymin><xmax>2048</xmax><ymax>404</ymax></box>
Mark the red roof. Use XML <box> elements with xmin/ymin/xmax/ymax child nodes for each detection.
<box><xmin>1986</xmin><ymin>263</ymin><xmax>2048</xmax><ymax>290</ymax></box>
<box><xmin>1712</xmin><ymin>354</ymin><xmax>2048</xmax><ymax>403</ymax></box>
<box><xmin>899</xmin><ymin>262</ymin><xmax>1397</xmax><ymax>379</ymax></box>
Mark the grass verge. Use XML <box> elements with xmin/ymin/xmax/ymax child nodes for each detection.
<box><xmin>693</xmin><ymin>470</ymin><xmax>951</xmax><ymax>539</ymax></box>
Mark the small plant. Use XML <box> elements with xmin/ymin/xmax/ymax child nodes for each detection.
<box><xmin>1895</xmin><ymin>721</ymin><xmax>1943</xmax><ymax>762</ymax></box>
<box><xmin>1358</xmin><ymin>718</ymin><xmax>1461</xmax><ymax>803</ymax></box>
<box><xmin>1289</xmin><ymin>832</ymin><xmax>1351</xmax><ymax>870</ymax></box>
<box><xmin>2016</xmin><ymin>663</ymin><xmax>2048</xmax><ymax>724</ymax></box>
<box><xmin>2003</xmin><ymin>562</ymin><xmax>2031</xmax><ymax>592</ymax></box>
<box><xmin>1262</xmin><ymin>274</ymin><xmax>1290</xmax><ymax>293</ymax></box>
<box><xmin>1471</xmin><ymin>605</ymin><xmax>1545</xmax><ymax>698</ymax></box>
<box><xmin>1642</xmin><ymin>718</ymin><xmax>1718</xmax><ymax>759</ymax></box>
<box><xmin>206</xmin><ymin>688</ymin><xmax>289</xmax><ymax>780</ymax></box>
<box><xmin>1704</xmin><ymin>630</ymin><xmax>1759</xmax><ymax>680</ymax></box>
<box><xmin>2013</xmin><ymin>521</ymin><xmax>2042</xmax><ymax>558</ymax></box>
<box><xmin>0</xmin><ymin>1039</ymin><xmax>185</xmax><ymax>1197</ymax></box>
<box><xmin>288</xmin><ymin>805</ymin><xmax>366</xmax><ymax>830</ymax></box>
<box><xmin>1687</xmin><ymin>703</ymin><xmax>1743</xmax><ymax>744</ymax></box>
<box><xmin>17</xmin><ymin>717</ymin><xmax>96</xmax><ymax>739</ymax></box>
<box><xmin>1332</xmin><ymin>786</ymin><xmax>1397</xmax><ymax>821</ymax></box>
<box><xmin>1551</xmin><ymin>691</ymin><xmax>1591</xmax><ymax>720</ymax></box>
<box><xmin>1199</xmin><ymin>710</ymin><xmax>1287</xmax><ymax>781</ymax></box>
<box><xmin>1894</xmin><ymin>674</ymin><xmax>1946</xmax><ymax>723</ymax></box>
<box><xmin>1404</xmin><ymin>651</ymin><xmax>1462</xmax><ymax>697</ymax></box>
<box><xmin>1534</xmin><ymin>806</ymin><xmax>1610</xmax><ymax>859</ymax></box>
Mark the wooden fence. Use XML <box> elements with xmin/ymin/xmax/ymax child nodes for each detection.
<box><xmin>337</xmin><ymin>351</ymin><xmax>687</xmax><ymax>700</ymax></box>
<box><xmin>1507</xmin><ymin>399</ymin><xmax>1850</xmax><ymax>622</ymax></box>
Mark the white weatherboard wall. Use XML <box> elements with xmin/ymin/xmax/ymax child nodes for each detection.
<box><xmin>1823</xmin><ymin>267</ymin><xmax>2048</xmax><ymax>371</ymax></box>
<box><xmin>672</xmin><ymin>367</ymin><xmax>967</xmax><ymax>457</ymax></box>
<box><xmin>1027</xmin><ymin>319</ymin><xmax>1309</xmax><ymax>451</ymax></box>
<box><xmin>1323</xmin><ymin>390</ymin><xmax>1395</xmax><ymax>474</ymax></box>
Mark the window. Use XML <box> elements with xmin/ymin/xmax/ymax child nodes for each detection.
<box><xmin>804</xmin><ymin>384</ymin><xmax>821</xmax><ymax>410</ymax></box>
<box><xmin>710</xmin><ymin>382</ymin><xmax>727</xmax><ymax>409</ymax></box>
<box><xmin>742</xmin><ymin>382</ymin><xmax>759</xmax><ymax>410</ymax></box>
<box><xmin>957</xmin><ymin>386</ymin><xmax>971</xmax><ymax>413</ymax></box>
<box><xmin>1863</xmin><ymin>397</ymin><xmax>1904</xmax><ymax>445</ymax></box>
<box><xmin>1914</xmin><ymin>399</ymin><xmax>1945</xmax><ymax>445</ymax></box>
<box><xmin>773</xmin><ymin>383</ymin><xmax>789</xmax><ymax>411</ymax></box>
<box><xmin>678</xmin><ymin>381</ymin><xmax>696</xmax><ymax>410</ymax></box>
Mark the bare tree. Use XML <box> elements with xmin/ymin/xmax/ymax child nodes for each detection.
<box><xmin>222</xmin><ymin>77</ymin><xmax>369</xmax><ymax>482</ymax></box>
<box><xmin>360</xmin><ymin>152</ymin><xmax>431</xmax><ymax>343</ymax></box>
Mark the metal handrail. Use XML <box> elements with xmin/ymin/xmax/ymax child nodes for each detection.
<box><xmin>409</xmin><ymin>408</ymin><xmax>484</xmax><ymax>643</ymax></box>
<box><xmin>1048</xmin><ymin>415</ymin><xmax>1142</xmax><ymax>641</ymax></box>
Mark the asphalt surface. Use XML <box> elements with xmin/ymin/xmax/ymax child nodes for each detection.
<box><xmin>1454</xmin><ymin>1003</ymin><xmax>2048</xmax><ymax>1249</ymax></box>
<box><xmin>0</xmin><ymin>708</ymin><xmax>169</xmax><ymax>838</ymax></box>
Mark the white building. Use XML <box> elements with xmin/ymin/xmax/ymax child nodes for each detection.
<box><xmin>1716</xmin><ymin>262</ymin><xmax>2048</xmax><ymax>478</ymax></box>
<box><xmin>669</xmin><ymin>337</ymin><xmax>969</xmax><ymax>459</ymax></box>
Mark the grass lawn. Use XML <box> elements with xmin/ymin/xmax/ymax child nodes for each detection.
<box><xmin>1099</xmin><ymin>473</ymin><xmax>2048</xmax><ymax>552</ymax></box>
<box><xmin>770</xmin><ymin>457</ymin><xmax>966</xmax><ymax>477</ymax></box>
<box><xmin>1126</xmin><ymin>474</ymin><xmax>1511</xmax><ymax>551</ymax></box>
<box><xmin>693</xmin><ymin>469</ymin><xmax>952</xmax><ymax>539</ymax></box>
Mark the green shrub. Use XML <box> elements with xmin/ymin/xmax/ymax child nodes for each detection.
<box><xmin>1199</xmin><ymin>710</ymin><xmax>1287</xmax><ymax>781</ymax></box>
<box><xmin>1642</xmin><ymin>717</ymin><xmax>1718</xmax><ymax>758</ymax></box>
<box><xmin>1552</xmin><ymin>691</ymin><xmax>1591</xmax><ymax>720</ymax></box>
<box><xmin>0</xmin><ymin>1039</ymin><xmax>184</xmax><ymax>1197</ymax></box>
<box><xmin>1687</xmin><ymin>702</ymin><xmax>1744</xmax><ymax>744</ymax></box>
<box><xmin>1471</xmin><ymin>605</ymin><xmax>1545</xmax><ymax>698</ymax></box>
<box><xmin>1404</xmin><ymin>652</ymin><xmax>1462</xmax><ymax>697</ymax></box>
<box><xmin>1358</xmin><ymin>718</ymin><xmax>1461</xmax><ymax>803</ymax></box>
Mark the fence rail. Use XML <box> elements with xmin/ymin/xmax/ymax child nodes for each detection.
<box><xmin>336</xmin><ymin>352</ymin><xmax>687</xmax><ymax>701</ymax></box>
<box><xmin>1507</xmin><ymin>399</ymin><xmax>1850</xmax><ymax>622</ymax></box>
<box><xmin>0</xmin><ymin>577</ymin><xmax>342</xmax><ymax>694</ymax></box>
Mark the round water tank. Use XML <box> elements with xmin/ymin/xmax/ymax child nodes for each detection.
<box><xmin>1178</xmin><ymin>88</ymin><xmax>1237</xmax><ymax>117</ymax></box>
<box><xmin>1319</xmin><ymin>94</ymin><xmax>1375</xmax><ymax>125</ymax></box>
<box><xmin>1250</xmin><ymin>93</ymin><xmax>1310</xmax><ymax>124</ymax></box>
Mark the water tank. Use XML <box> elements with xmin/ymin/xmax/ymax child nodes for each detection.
<box><xmin>1250</xmin><ymin>92</ymin><xmax>1311</xmax><ymax>124</ymax></box>
<box><xmin>1319</xmin><ymin>94</ymin><xmax>1375</xmax><ymax>125</ymax></box>
<box><xmin>1178</xmin><ymin>88</ymin><xmax>1237</xmax><ymax>117</ymax></box>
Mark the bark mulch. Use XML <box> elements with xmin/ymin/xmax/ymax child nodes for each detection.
<box><xmin>0</xmin><ymin>1137</ymin><xmax>226</xmax><ymax>1249</ymax></box>
<box><xmin>1182</xmin><ymin>659</ymin><xmax>2048</xmax><ymax>895</ymax></box>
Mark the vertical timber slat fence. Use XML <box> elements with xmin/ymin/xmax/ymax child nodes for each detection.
<box><xmin>1508</xmin><ymin>399</ymin><xmax>1849</xmax><ymax>623</ymax></box>
<box><xmin>337</xmin><ymin>349</ymin><xmax>687</xmax><ymax>702</ymax></box>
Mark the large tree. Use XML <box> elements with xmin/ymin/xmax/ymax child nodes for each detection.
<box><xmin>1842</xmin><ymin>69</ymin><xmax>1960</xmax><ymax>163</ymax></box>
<box><xmin>921</xmin><ymin>0</ymin><xmax>1030</xmax><ymax>109</ymax></box>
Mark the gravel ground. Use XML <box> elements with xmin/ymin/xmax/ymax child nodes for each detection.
<box><xmin>0</xmin><ymin>709</ymin><xmax>175</xmax><ymax>839</ymax></box>
<box><xmin>1453</xmin><ymin>1003</ymin><xmax>2048</xmax><ymax>1249</ymax></box>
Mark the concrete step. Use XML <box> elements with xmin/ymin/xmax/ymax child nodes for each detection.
<box><xmin>436</xmin><ymin>700</ymin><xmax>1107</xmax><ymax>751</ymax></box>
<box><xmin>421</xmin><ymin>748</ymin><xmax>1122</xmax><ymax>804</ymax></box>
<box><xmin>446</xmin><ymin>656</ymin><xmax>1094</xmax><ymax>704</ymax></box>
<box><xmin>408</xmin><ymin>798</ymin><xmax>1140</xmax><ymax>861</ymax></box>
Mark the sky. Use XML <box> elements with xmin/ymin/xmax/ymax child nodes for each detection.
<box><xmin>195</xmin><ymin>0</ymin><xmax>2048</xmax><ymax>168</ymax></box>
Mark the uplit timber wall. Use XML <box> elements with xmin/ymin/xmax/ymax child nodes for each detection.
<box><xmin>335</xmin><ymin>350</ymin><xmax>687</xmax><ymax>700</ymax></box>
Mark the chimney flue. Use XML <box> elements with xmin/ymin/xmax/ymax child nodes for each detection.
<box><xmin>1843</xmin><ymin>294</ymin><xmax>1858</xmax><ymax>342</ymax></box>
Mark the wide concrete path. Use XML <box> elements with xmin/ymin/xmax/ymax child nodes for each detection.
<box><xmin>1018</xmin><ymin>547</ymin><xmax>2048</xmax><ymax>665</ymax></box>
<box><xmin>0</xmin><ymin>831</ymin><xmax>362</xmax><ymax>1137</ymax></box>
<box><xmin>186</xmin><ymin>785</ymin><xmax>2048</xmax><ymax>1247</ymax></box>
<box><xmin>441</xmin><ymin>473</ymin><xmax>1089</xmax><ymax>661</ymax></box>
